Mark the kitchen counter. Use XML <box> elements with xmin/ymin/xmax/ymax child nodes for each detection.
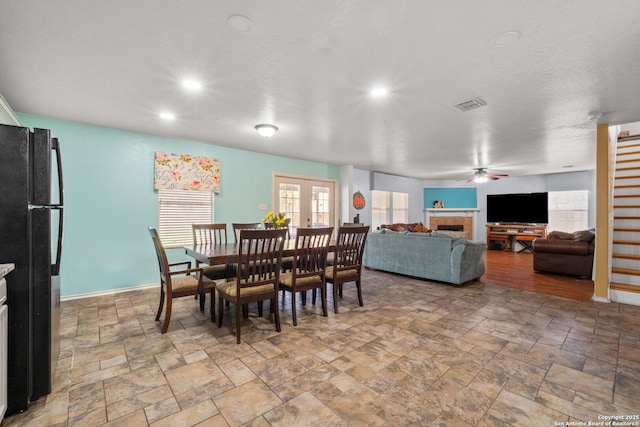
<box><xmin>0</xmin><ymin>264</ymin><xmax>14</xmax><ymax>279</ymax></box>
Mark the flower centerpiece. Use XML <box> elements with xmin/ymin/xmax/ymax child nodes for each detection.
<box><xmin>262</xmin><ymin>211</ymin><xmax>287</xmax><ymax>229</ymax></box>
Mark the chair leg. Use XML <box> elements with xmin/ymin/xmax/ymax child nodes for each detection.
<box><xmin>235</xmin><ymin>303</ymin><xmax>242</xmax><ymax>344</ymax></box>
<box><xmin>217</xmin><ymin>295</ymin><xmax>224</xmax><ymax>327</ymax></box>
<box><xmin>155</xmin><ymin>288</ymin><xmax>165</xmax><ymax>321</ymax></box>
<box><xmin>301</xmin><ymin>290</ymin><xmax>306</xmax><ymax>306</ymax></box>
<box><xmin>339</xmin><ymin>283</ymin><xmax>343</xmax><ymax>298</ymax></box>
<box><xmin>209</xmin><ymin>289</ymin><xmax>215</xmax><ymax>322</ymax></box>
<box><xmin>199</xmin><ymin>293</ymin><xmax>205</xmax><ymax>312</ymax></box>
<box><xmin>242</xmin><ymin>304</ymin><xmax>249</xmax><ymax>319</ymax></box>
<box><xmin>321</xmin><ymin>285</ymin><xmax>328</xmax><ymax>317</ymax></box>
<box><xmin>332</xmin><ymin>282</ymin><xmax>339</xmax><ymax>314</ymax></box>
<box><xmin>161</xmin><ymin>297</ymin><xmax>172</xmax><ymax>333</ymax></box>
<box><xmin>257</xmin><ymin>301</ymin><xmax>263</xmax><ymax>317</ymax></box>
<box><xmin>291</xmin><ymin>291</ymin><xmax>297</xmax><ymax>326</ymax></box>
<box><xmin>273</xmin><ymin>297</ymin><xmax>281</xmax><ymax>332</ymax></box>
<box><xmin>356</xmin><ymin>279</ymin><xmax>363</xmax><ymax>306</ymax></box>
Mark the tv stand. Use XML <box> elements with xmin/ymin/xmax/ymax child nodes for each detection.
<box><xmin>486</xmin><ymin>224</ymin><xmax>547</xmax><ymax>252</ymax></box>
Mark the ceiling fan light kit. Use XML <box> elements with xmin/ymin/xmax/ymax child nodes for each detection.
<box><xmin>469</xmin><ymin>168</ymin><xmax>508</xmax><ymax>183</ymax></box>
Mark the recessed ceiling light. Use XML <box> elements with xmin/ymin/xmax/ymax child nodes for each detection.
<box><xmin>181</xmin><ymin>79</ymin><xmax>202</xmax><ymax>92</ymax></box>
<box><xmin>226</xmin><ymin>15</ymin><xmax>253</xmax><ymax>32</ymax></box>
<box><xmin>370</xmin><ymin>87</ymin><xmax>388</xmax><ymax>98</ymax></box>
<box><xmin>159</xmin><ymin>112</ymin><xmax>176</xmax><ymax>121</ymax></box>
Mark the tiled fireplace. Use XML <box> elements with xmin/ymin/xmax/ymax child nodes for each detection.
<box><xmin>424</xmin><ymin>208</ymin><xmax>479</xmax><ymax>240</ymax></box>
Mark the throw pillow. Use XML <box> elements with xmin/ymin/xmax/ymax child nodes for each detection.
<box><xmin>391</xmin><ymin>223</ymin><xmax>405</xmax><ymax>232</ymax></box>
<box><xmin>412</xmin><ymin>222</ymin><xmax>430</xmax><ymax>233</ymax></box>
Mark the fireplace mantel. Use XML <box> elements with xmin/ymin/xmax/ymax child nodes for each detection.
<box><xmin>424</xmin><ymin>208</ymin><xmax>480</xmax><ymax>240</ymax></box>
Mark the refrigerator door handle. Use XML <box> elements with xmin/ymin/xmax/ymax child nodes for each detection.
<box><xmin>51</xmin><ymin>207</ymin><xmax>63</xmax><ymax>276</ymax></box>
<box><xmin>52</xmin><ymin>138</ymin><xmax>64</xmax><ymax>207</ymax></box>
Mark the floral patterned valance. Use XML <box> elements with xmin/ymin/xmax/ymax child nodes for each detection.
<box><xmin>154</xmin><ymin>152</ymin><xmax>221</xmax><ymax>193</ymax></box>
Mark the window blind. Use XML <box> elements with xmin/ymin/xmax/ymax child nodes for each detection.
<box><xmin>158</xmin><ymin>189</ymin><xmax>214</xmax><ymax>247</ymax></box>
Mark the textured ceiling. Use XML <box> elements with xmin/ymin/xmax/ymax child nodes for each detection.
<box><xmin>2</xmin><ymin>1</ymin><xmax>640</xmax><ymax>180</ymax></box>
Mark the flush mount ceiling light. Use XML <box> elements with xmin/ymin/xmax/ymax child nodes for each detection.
<box><xmin>159</xmin><ymin>111</ymin><xmax>176</xmax><ymax>121</ymax></box>
<box><xmin>255</xmin><ymin>124</ymin><xmax>278</xmax><ymax>138</ymax></box>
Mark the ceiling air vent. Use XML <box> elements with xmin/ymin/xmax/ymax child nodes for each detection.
<box><xmin>454</xmin><ymin>97</ymin><xmax>487</xmax><ymax>112</ymax></box>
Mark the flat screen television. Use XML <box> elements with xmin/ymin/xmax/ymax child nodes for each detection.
<box><xmin>486</xmin><ymin>192</ymin><xmax>548</xmax><ymax>224</ymax></box>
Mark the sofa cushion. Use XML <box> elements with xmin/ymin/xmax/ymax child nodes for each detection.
<box><xmin>547</xmin><ymin>231</ymin><xmax>574</xmax><ymax>240</ymax></box>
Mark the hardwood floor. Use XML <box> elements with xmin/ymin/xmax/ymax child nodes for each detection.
<box><xmin>481</xmin><ymin>249</ymin><xmax>595</xmax><ymax>301</ymax></box>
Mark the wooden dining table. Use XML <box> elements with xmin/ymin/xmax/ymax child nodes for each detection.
<box><xmin>184</xmin><ymin>240</ymin><xmax>336</xmax><ymax>266</ymax></box>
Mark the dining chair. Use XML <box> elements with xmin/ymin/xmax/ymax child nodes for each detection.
<box><xmin>264</xmin><ymin>218</ymin><xmax>294</xmax><ymax>271</ymax></box>
<box><xmin>148</xmin><ymin>227</ymin><xmax>217</xmax><ymax>333</ymax></box>
<box><xmin>216</xmin><ymin>228</ymin><xmax>287</xmax><ymax>343</ymax></box>
<box><xmin>232</xmin><ymin>222</ymin><xmax>262</xmax><ymax>243</ymax></box>
<box><xmin>342</xmin><ymin>222</ymin><xmax>364</xmax><ymax>226</ymax></box>
<box><xmin>278</xmin><ymin>227</ymin><xmax>333</xmax><ymax>326</ymax></box>
<box><xmin>191</xmin><ymin>223</ymin><xmax>231</xmax><ymax>280</ymax></box>
<box><xmin>324</xmin><ymin>225</ymin><xmax>370</xmax><ymax>314</ymax></box>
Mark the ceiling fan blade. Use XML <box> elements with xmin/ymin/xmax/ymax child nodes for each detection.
<box><xmin>488</xmin><ymin>176</ymin><xmax>500</xmax><ymax>180</ymax></box>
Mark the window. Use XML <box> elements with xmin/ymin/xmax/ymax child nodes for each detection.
<box><xmin>547</xmin><ymin>190</ymin><xmax>588</xmax><ymax>232</ymax></box>
<box><xmin>392</xmin><ymin>192</ymin><xmax>409</xmax><ymax>223</ymax></box>
<box><xmin>158</xmin><ymin>189</ymin><xmax>214</xmax><ymax>247</ymax></box>
<box><xmin>371</xmin><ymin>190</ymin><xmax>409</xmax><ymax>230</ymax></box>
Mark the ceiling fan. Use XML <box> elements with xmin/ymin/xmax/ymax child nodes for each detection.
<box><xmin>467</xmin><ymin>168</ymin><xmax>508</xmax><ymax>183</ymax></box>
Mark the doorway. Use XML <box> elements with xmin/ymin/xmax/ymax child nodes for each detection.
<box><xmin>273</xmin><ymin>174</ymin><xmax>337</xmax><ymax>236</ymax></box>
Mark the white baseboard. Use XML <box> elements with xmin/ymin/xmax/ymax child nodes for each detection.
<box><xmin>591</xmin><ymin>295</ymin><xmax>611</xmax><ymax>303</ymax></box>
<box><xmin>610</xmin><ymin>289</ymin><xmax>640</xmax><ymax>307</ymax></box>
<box><xmin>61</xmin><ymin>283</ymin><xmax>157</xmax><ymax>302</ymax></box>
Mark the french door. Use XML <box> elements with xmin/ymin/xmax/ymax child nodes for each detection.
<box><xmin>273</xmin><ymin>174</ymin><xmax>336</xmax><ymax>235</ymax></box>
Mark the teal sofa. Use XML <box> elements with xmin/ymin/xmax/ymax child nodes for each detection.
<box><xmin>363</xmin><ymin>229</ymin><xmax>486</xmax><ymax>285</ymax></box>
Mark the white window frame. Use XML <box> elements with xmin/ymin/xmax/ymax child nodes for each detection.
<box><xmin>371</xmin><ymin>190</ymin><xmax>409</xmax><ymax>230</ymax></box>
<box><xmin>158</xmin><ymin>189</ymin><xmax>214</xmax><ymax>248</ymax></box>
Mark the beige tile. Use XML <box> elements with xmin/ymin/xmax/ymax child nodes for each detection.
<box><xmin>150</xmin><ymin>399</ymin><xmax>219</xmax><ymax>427</ymax></box>
<box><xmin>485</xmin><ymin>389</ymin><xmax>567</xmax><ymax>425</ymax></box>
<box><xmin>264</xmin><ymin>391</ymin><xmax>347</xmax><ymax>426</ymax></box>
<box><xmin>545</xmin><ymin>363</ymin><xmax>613</xmax><ymax>402</ymax></box>
<box><xmin>213</xmin><ymin>380</ymin><xmax>282</xmax><ymax>426</ymax></box>
<box><xmin>165</xmin><ymin>358</ymin><xmax>227</xmax><ymax>395</ymax></box>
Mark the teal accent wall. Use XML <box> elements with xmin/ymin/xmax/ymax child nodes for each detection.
<box><xmin>424</xmin><ymin>187</ymin><xmax>477</xmax><ymax>208</ymax></box>
<box><xmin>17</xmin><ymin>113</ymin><xmax>340</xmax><ymax>297</ymax></box>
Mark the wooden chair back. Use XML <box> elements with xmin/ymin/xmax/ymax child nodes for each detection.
<box><xmin>232</xmin><ymin>222</ymin><xmax>262</xmax><ymax>243</ymax></box>
<box><xmin>148</xmin><ymin>227</ymin><xmax>215</xmax><ymax>333</ymax></box>
<box><xmin>326</xmin><ymin>225</ymin><xmax>370</xmax><ymax>313</ymax></box>
<box><xmin>217</xmin><ymin>228</ymin><xmax>287</xmax><ymax>343</ymax></box>
<box><xmin>192</xmin><ymin>223</ymin><xmax>228</xmax><ymax>245</ymax></box>
<box><xmin>342</xmin><ymin>222</ymin><xmax>364</xmax><ymax>227</ymax></box>
<box><xmin>333</xmin><ymin>225</ymin><xmax>370</xmax><ymax>271</ymax></box>
<box><xmin>293</xmin><ymin>227</ymin><xmax>333</xmax><ymax>276</ymax></box>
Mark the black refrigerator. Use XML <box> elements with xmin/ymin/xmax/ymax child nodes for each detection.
<box><xmin>0</xmin><ymin>124</ymin><xmax>63</xmax><ymax>415</ymax></box>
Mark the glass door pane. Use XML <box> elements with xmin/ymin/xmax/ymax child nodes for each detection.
<box><xmin>274</xmin><ymin>175</ymin><xmax>335</xmax><ymax>235</ymax></box>
<box><xmin>278</xmin><ymin>182</ymin><xmax>301</xmax><ymax>235</ymax></box>
<box><xmin>311</xmin><ymin>184</ymin><xmax>331</xmax><ymax>227</ymax></box>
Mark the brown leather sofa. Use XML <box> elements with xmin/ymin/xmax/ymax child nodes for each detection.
<box><xmin>532</xmin><ymin>230</ymin><xmax>595</xmax><ymax>277</ymax></box>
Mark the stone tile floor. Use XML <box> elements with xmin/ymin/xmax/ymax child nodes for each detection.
<box><xmin>4</xmin><ymin>269</ymin><xmax>640</xmax><ymax>426</ymax></box>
